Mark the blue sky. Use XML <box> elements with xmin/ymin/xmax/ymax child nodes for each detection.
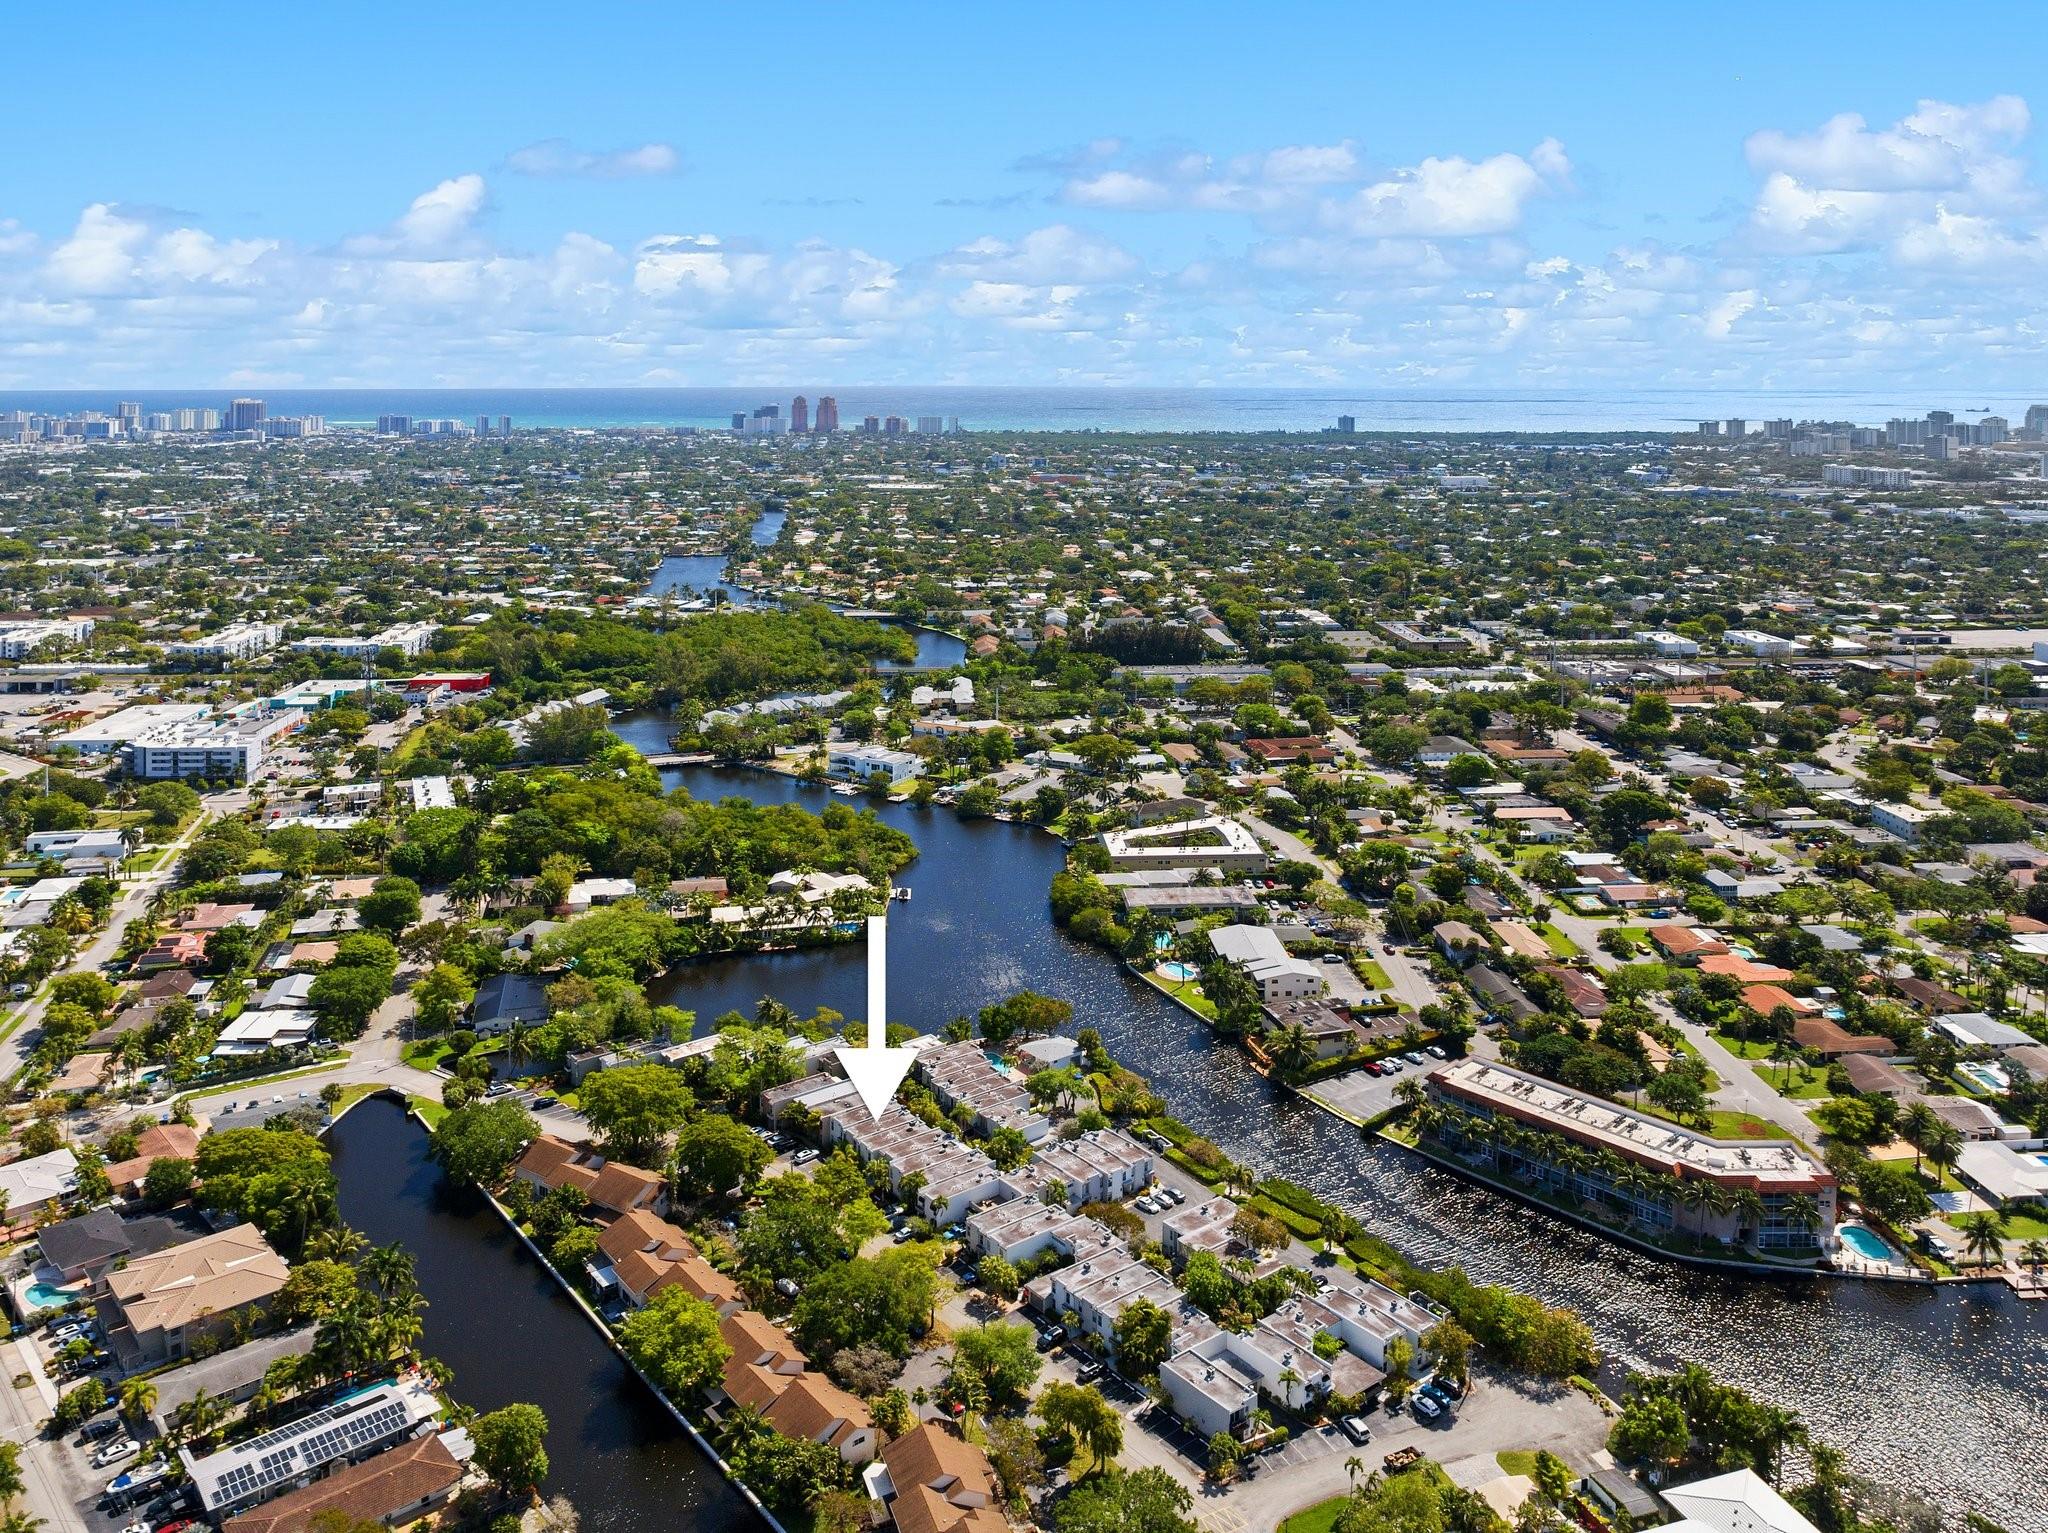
<box><xmin>4</xmin><ymin>1</ymin><xmax>2046</xmax><ymax>389</ymax></box>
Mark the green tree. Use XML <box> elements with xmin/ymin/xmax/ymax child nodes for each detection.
<box><xmin>671</xmin><ymin>1114</ymin><xmax>773</xmax><ymax>1201</ymax></box>
<box><xmin>410</xmin><ymin>963</ymin><xmax>475</xmax><ymax>1032</ymax></box>
<box><xmin>616</xmin><ymin>1287</ymin><xmax>731</xmax><ymax>1398</ymax></box>
<box><xmin>789</xmin><ymin>1244</ymin><xmax>942</xmax><ymax>1360</ymax></box>
<box><xmin>1056</xmin><ymin>1466</ymin><xmax>1189</xmax><ymax>1531</ymax></box>
<box><xmin>429</xmin><ymin>1101</ymin><xmax>537</xmax><ymax>1186</ymax></box>
<box><xmin>471</xmin><ymin>1403</ymin><xmax>551</xmax><ymax>1497</ymax></box>
<box><xmin>356</xmin><ymin>876</ymin><xmax>423</xmax><ymax>936</ymax></box>
<box><xmin>1039</xmin><ymin>1381</ymin><xmax>1125</xmax><ymax>1469</ymax></box>
<box><xmin>577</xmin><ymin>1065</ymin><xmax>694</xmax><ymax>1164</ymax></box>
<box><xmin>1112</xmin><ymin>1296</ymin><xmax>1174</xmax><ymax>1377</ymax></box>
<box><xmin>948</xmin><ymin>1321</ymin><xmax>1042</xmax><ymax>1405</ymax></box>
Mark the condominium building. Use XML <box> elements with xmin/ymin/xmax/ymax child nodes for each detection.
<box><xmin>122</xmin><ymin>710</ymin><xmax>299</xmax><ymax>781</ymax></box>
<box><xmin>165</xmin><ymin>622</ymin><xmax>286</xmax><ymax>665</ymax></box>
<box><xmin>1425</xmin><ymin>1059</ymin><xmax>1837</xmax><ymax>1251</ymax></box>
<box><xmin>0</xmin><ymin>617</ymin><xmax>93</xmax><ymax>659</ymax></box>
<box><xmin>1099</xmin><ymin>816</ymin><xmax>1267</xmax><ymax>875</ymax></box>
<box><xmin>291</xmin><ymin>621</ymin><xmax>442</xmax><ymax>661</ymax></box>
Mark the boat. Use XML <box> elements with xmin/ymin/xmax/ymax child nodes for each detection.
<box><xmin>891</xmin><ymin>886</ymin><xmax>912</xmax><ymax>902</ymax></box>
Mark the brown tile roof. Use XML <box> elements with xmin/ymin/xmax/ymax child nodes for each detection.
<box><xmin>1791</xmin><ymin>1016</ymin><xmax>1890</xmax><ymax>1057</ymax></box>
<box><xmin>222</xmin><ymin>1432</ymin><xmax>461</xmax><ymax>1533</ymax></box>
<box><xmin>763</xmin><ymin>1371</ymin><xmax>871</xmax><ymax>1447</ymax></box>
<box><xmin>1697</xmin><ymin>953</ymin><xmax>1796</xmax><ymax>983</ymax></box>
<box><xmin>882</xmin><ymin>1425</ymin><xmax>1006</xmax><ymax>1533</ymax></box>
<box><xmin>107</xmin><ymin>1224</ymin><xmax>288</xmax><ymax>1338</ymax></box>
<box><xmin>1648</xmin><ymin>924</ymin><xmax>1730</xmax><ymax>959</ymax></box>
<box><xmin>510</xmin><ymin>1134</ymin><xmax>662</xmax><ymax>1216</ymax></box>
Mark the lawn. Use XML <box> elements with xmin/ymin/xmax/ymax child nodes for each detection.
<box><xmin>1711</xmin><ymin>1030</ymin><xmax>1777</xmax><ymax>1060</ymax></box>
<box><xmin>1537</xmin><ymin>923</ymin><xmax>1580</xmax><ymax>958</ymax></box>
<box><xmin>1278</xmin><ymin>1497</ymin><xmax>1349</xmax><ymax>1533</ymax></box>
<box><xmin>1495</xmin><ymin>1449</ymin><xmax>1539</xmax><ymax>1477</ymax></box>
<box><xmin>1351</xmin><ymin>958</ymin><xmax>1393</xmax><ymax>990</ymax></box>
<box><xmin>1639</xmin><ymin>1101</ymin><xmax>1795</xmax><ymax>1140</ymax></box>
<box><xmin>1143</xmin><ymin>967</ymin><xmax>1218</xmax><ymax>1020</ymax></box>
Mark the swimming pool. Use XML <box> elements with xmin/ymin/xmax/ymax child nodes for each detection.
<box><xmin>1956</xmin><ymin>1061</ymin><xmax>2009</xmax><ymax>1094</ymax></box>
<box><xmin>1838</xmin><ymin>1224</ymin><xmax>1895</xmax><ymax>1263</ymax></box>
<box><xmin>22</xmin><ymin>1279</ymin><xmax>81</xmax><ymax>1311</ymax></box>
<box><xmin>1159</xmin><ymin>962</ymin><xmax>1199</xmax><ymax>982</ymax></box>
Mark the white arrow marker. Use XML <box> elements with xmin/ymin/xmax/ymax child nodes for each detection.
<box><xmin>833</xmin><ymin>913</ymin><xmax>917</xmax><ymax>1122</ymax></box>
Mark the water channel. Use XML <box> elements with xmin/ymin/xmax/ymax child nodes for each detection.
<box><xmin>325</xmin><ymin>619</ymin><xmax>2047</xmax><ymax>1530</ymax></box>
<box><xmin>618</xmin><ymin>743</ymin><xmax>2047</xmax><ymax>1528</ymax></box>
<box><xmin>329</xmin><ymin>1095</ymin><xmax>752</xmax><ymax>1533</ymax></box>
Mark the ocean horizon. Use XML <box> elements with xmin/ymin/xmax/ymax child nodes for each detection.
<box><xmin>0</xmin><ymin>385</ymin><xmax>2027</xmax><ymax>435</ymax></box>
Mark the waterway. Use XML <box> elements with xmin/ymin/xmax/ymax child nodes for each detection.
<box><xmin>614</xmin><ymin>741</ymin><xmax>2047</xmax><ymax>1530</ymax></box>
<box><xmin>329</xmin><ymin>1096</ymin><xmax>752</xmax><ymax>1533</ymax></box>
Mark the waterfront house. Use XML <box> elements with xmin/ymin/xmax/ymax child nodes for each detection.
<box><xmin>151</xmin><ymin>1328</ymin><xmax>319</xmax><ymax>1435</ymax></box>
<box><xmin>221</xmin><ymin>1432</ymin><xmax>465</xmax><ymax>1533</ymax></box>
<box><xmin>592</xmin><ymin>1210</ymin><xmax>743</xmax><ymax>1312</ymax></box>
<box><xmin>469</xmin><ymin>972</ymin><xmax>550</xmax><ymax>1036</ymax></box>
<box><xmin>103</xmin><ymin>1223</ymin><xmax>290</xmax><ymax>1364</ymax></box>
<box><xmin>1208</xmin><ymin>923</ymin><xmax>1327</xmax><ymax>1001</ymax></box>
<box><xmin>868</xmin><ymin>1424</ymin><xmax>1006</xmax><ymax>1533</ymax></box>
<box><xmin>510</xmin><ymin>1135</ymin><xmax>667</xmax><ymax>1219</ymax></box>
<box><xmin>717</xmin><ymin>1309</ymin><xmax>877</xmax><ymax>1463</ymax></box>
<box><xmin>1659</xmin><ymin>1467</ymin><xmax>1822</xmax><ymax>1533</ymax></box>
<box><xmin>182</xmin><ymin>1376</ymin><xmax>444</xmax><ymax>1520</ymax></box>
<box><xmin>1099</xmin><ymin>816</ymin><xmax>1266</xmax><ymax>876</ymax></box>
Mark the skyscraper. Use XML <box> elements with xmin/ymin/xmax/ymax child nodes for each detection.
<box><xmin>227</xmin><ymin>398</ymin><xmax>267</xmax><ymax>431</ymax></box>
<box><xmin>498</xmin><ymin>416</ymin><xmax>512</xmax><ymax>436</ymax></box>
<box><xmin>476</xmin><ymin>415</ymin><xmax>491</xmax><ymax>436</ymax></box>
<box><xmin>861</xmin><ymin>415</ymin><xmax>880</xmax><ymax>435</ymax></box>
<box><xmin>731</xmin><ymin>413</ymin><xmax>747</xmax><ymax>432</ymax></box>
<box><xmin>815</xmin><ymin>396</ymin><xmax>840</xmax><ymax>433</ymax></box>
<box><xmin>791</xmin><ymin>396</ymin><xmax>809</xmax><ymax>433</ymax></box>
<box><xmin>1336</xmin><ymin>415</ymin><xmax>1356</xmax><ymax>433</ymax></box>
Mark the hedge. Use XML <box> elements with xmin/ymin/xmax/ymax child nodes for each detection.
<box><xmin>1258</xmin><ymin>1178</ymin><xmax>1331</xmax><ymax>1223</ymax></box>
<box><xmin>1162</xmin><ymin>1147</ymin><xmax>1225</xmax><ymax>1187</ymax></box>
<box><xmin>1246</xmin><ymin>1195</ymin><xmax>1324</xmax><ymax>1239</ymax></box>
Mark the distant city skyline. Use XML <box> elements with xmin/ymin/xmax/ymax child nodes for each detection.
<box><xmin>4</xmin><ymin>5</ymin><xmax>2047</xmax><ymax>391</ymax></box>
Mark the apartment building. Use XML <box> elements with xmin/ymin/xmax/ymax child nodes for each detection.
<box><xmin>1427</xmin><ymin>1059</ymin><xmax>1837</xmax><ymax>1250</ymax></box>
<box><xmin>165</xmin><ymin>622</ymin><xmax>286</xmax><ymax>665</ymax></box>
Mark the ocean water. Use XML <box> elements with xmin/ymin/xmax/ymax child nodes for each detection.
<box><xmin>0</xmin><ymin>386</ymin><xmax>2020</xmax><ymax>434</ymax></box>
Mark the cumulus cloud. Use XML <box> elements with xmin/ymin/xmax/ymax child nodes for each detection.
<box><xmin>939</xmin><ymin>225</ymin><xmax>1137</xmax><ymax>284</ymax></box>
<box><xmin>1323</xmin><ymin>141</ymin><xmax>1570</xmax><ymax>238</ymax></box>
<box><xmin>1742</xmin><ymin>96</ymin><xmax>2040</xmax><ymax>257</ymax></box>
<box><xmin>506</xmin><ymin>139</ymin><xmax>682</xmax><ymax>179</ymax></box>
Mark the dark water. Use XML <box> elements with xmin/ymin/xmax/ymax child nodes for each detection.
<box><xmin>631</xmin><ymin>748</ymin><xmax>2047</xmax><ymax>1530</ymax></box>
<box><xmin>872</xmin><ymin>627</ymin><xmax>968</xmax><ymax>673</ymax></box>
<box><xmin>644</xmin><ymin>510</ymin><xmax>783</xmax><ymax>606</ymax></box>
<box><xmin>329</xmin><ymin>1096</ymin><xmax>751</xmax><ymax>1533</ymax></box>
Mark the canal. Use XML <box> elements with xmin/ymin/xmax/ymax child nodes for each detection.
<box><xmin>329</xmin><ymin>1095</ymin><xmax>754</xmax><ymax>1533</ymax></box>
<box><xmin>612</xmin><ymin>738</ymin><xmax>2046</xmax><ymax>1529</ymax></box>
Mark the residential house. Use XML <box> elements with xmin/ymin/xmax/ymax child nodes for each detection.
<box><xmin>221</xmin><ymin>1433</ymin><xmax>465</xmax><ymax>1533</ymax></box>
<box><xmin>102</xmin><ymin>1223</ymin><xmax>290</xmax><ymax>1364</ymax></box>
<box><xmin>592</xmin><ymin>1210</ymin><xmax>744</xmax><ymax>1312</ymax></box>
<box><xmin>510</xmin><ymin>1135</ymin><xmax>667</xmax><ymax>1219</ymax></box>
<box><xmin>869</xmin><ymin>1424</ymin><xmax>1006</xmax><ymax>1533</ymax></box>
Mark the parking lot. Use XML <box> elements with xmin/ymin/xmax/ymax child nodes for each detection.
<box><xmin>1302</xmin><ymin>1053</ymin><xmax>1450</xmax><ymax>1124</ymax></box>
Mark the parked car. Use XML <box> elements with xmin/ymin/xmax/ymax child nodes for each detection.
<box><xmin>1360</xmin><ymin>1059</ymin><xmax>1384</xmax><ymax>1076</ymax></box>
<box><xmin>1158</xmin><ymin>1186</ymin><xmax>1185</xmax><ymax>1205</ymax></box>
<box><xmin>1404</xmin><ymin>1051</ymin><xmax>1427</xmax><ymax>1066</ymax></box>
<box><xmin>1410</xmin><ymin>1391</ymin><xmax>1444</xmax><ymax>1421</ymax></box>
<box><xmin>1134</xmin><ymin>1196</ymin><xmax>1161</xmax><ymax>1214</ymax></box>
<box><xmin>772</xmin><ymin>1277</ymin><xmax>800</xmax><ymax>1300</ymax></box>
<box><xmin>92</xmin><ymin>1439</ymin><xmax>139</xmax><ymax>1468</ymax></box>
<box><xmin>1074</xmin><ymin>1360</ymin><xmax>1103</xmax><ymax>1384</ymax></box>
<box><xmin>1341</xmin><ymin>1414</ymin><xmax>1374</xmax><ymax>1445</ymax></box>
<box><xmin>80</xmin><ymin>1417</ymin><xmax>123</xmax><ymax>1443</ymax></box>
<box><xmin>1425</xmin><ymin>1044</ymin><xmax>1448</xmax><ymax>1060</ymax></box>
<box><xmin>792</xmin><ymin>1149</ymin><xmax>819</xmax><ymax>1166</ymax></box>
<box><xmin>1379</xmin><ymin>1057</ymin><xmax>1403</xmax><ymax>1074</ymax></box>
<box><xmin>1431</xmin><ymin>1374</ymin><xmax>1466</xmax><ymax>1400</ymax></box>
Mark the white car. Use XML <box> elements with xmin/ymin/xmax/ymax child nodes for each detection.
<box><xmin>92</xmin><ymin>1439</ymin><xmax>138</xmax><ymax>1467</ymax></box>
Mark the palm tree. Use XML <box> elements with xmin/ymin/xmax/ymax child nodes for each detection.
<box><xmin>1783</xmin><ymin>1193</ymin><xmax>1822</xmax><ymax>1248</ymax></box>
<box><xmin>1267</xmin><ymin>1022</ymin><xmax>1318</xmax><ymax>1080</ymax></box>
<box><xmin>118</xmin><ymin>1377</ymin><xmax>156</xmax><ymax>1423</ymax></box>
<box><xmin>171</xmin><ymin>1388</ymin><xmax>227</xmax><ymax>1449</ymax></box>
<box><xmin>302</xmin><ymin>1226</ymin><xmax>367</xmax><ymax>1264</ymax></box>
<box><xmin>1958</xmin><ymin>1210</ymin><xmax>2007</xmax><ymax>1270</ymax></box>
<box><xmin>1344</xmin><ymin>1455</ymin><xmax>1364</xmax><ymax>1488</ymax></box>
<box><xmin>505</xmin><ymin>1019</ymin><xmax>535</xmax><ymax>1070</ymax></box>
<box><xmin>715</xmin><ymin>1402</ymin><xmax>769</xmax><ymax>1452</ymax></box>
<box><xmin>2021</xmin><ymin>1238</ymin><xmax>2048</xmax><ymax>1278</ymax></box>
<box><xmin>1736</xmin><ymin>1187</ymin><xmax>1769</xmax><ymax>1244</ymax></box>
<box><xmin>1898</xmin><ymin>1101</ymin><xmax>1940</xmax><ymax>1173</ymax></box>
<box><xmin>1923</xmin><ymin>1123</ymin><xmax>1963</xmax><ymax>1185</ymax></box>
<box><xmin>362</xmin><ymin>1243</ymin><xmax>418</xmax><ymax>1303</ymax></box>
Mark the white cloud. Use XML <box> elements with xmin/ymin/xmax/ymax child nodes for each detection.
<box><xmin>940</xmin><ymin>225</ymin><xmax>1137</xmax><ymax>284</ymax></box>
<box><xmin>1746</xmin><ymin>97</ymin><xmax>2027</xmax><ymax>192</ymax></box>
<box><xmin>506</xmin><ymin>139</ymin><xmax>682</xmax><ymax>179</ymax></box>
<box><xmin>1065</xmin><ymin>170</ymin><xmax>1176</xmax><ymax>211</ymax></box>
<box><xmin>1323</xmin><ymin>142</ymin><xmax>1569</xmax><ymax>237</ymax></box>
<box><xmin>45</xmin><ymin>204</ymin><xmax>150</xmax><ymax>292</ymax></box>
<box><xmin>1742</xmin><ymin>96</ymin><xmax>2040</xmax><ymax>255</ymax></box>
<box><xmin>394</xmin><ymin>175</ymin><xmax>487</xmax><ymax>248</ymax></box>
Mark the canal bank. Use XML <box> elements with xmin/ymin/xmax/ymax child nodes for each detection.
<box><xmin>329</xmin><ymin>1094</ymin><xmax>752</xmax><ymax>1533</ymax></box>
<box><xmin>622</xmin><ymin>738</ymin><xmax>2048</xmax><ymax>1531</ymax></box>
